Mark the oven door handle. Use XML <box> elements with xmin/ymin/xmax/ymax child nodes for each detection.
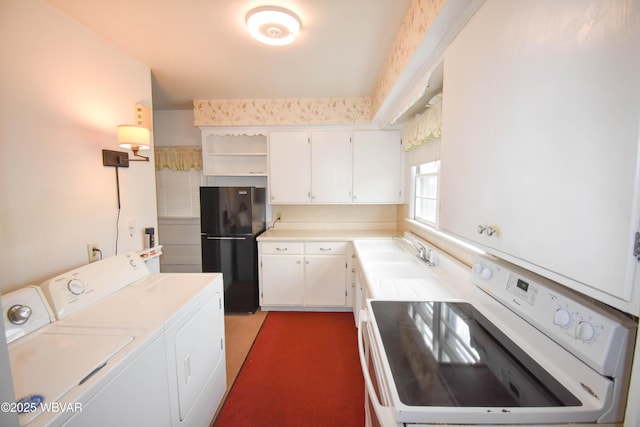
<box><xmin>357</xmin><ymin>310</ymin><xmax>398</xmax><ymax>427</ymax></box>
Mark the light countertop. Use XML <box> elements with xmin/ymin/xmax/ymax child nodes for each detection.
<box><xmin>257</xmin><ymin>228</ymin><xmax>399</xmax><ymax>241</ymax></box>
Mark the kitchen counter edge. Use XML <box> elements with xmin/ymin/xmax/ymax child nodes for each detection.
<box><xmin>257</xmin><ymin>229</ymin><xmax>398</xmax><ymax>241</ymax></box>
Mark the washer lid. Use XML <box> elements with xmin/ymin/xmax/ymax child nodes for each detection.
<box><xmin>10</xmin><ymin>331</ymin><xmax>133</xmax><ymax>424</ymax></box>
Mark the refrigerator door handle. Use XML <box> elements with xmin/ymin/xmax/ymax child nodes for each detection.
<box><xmin>205</xmin><ymin>236</ymin><xmax>248</xmax><ymax>240</ymax></box>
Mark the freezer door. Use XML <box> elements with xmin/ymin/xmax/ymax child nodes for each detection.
<box><xmin>200</xmin><ymin>187</ymin><xmax>254</xmax><ymax>236</ymax></box>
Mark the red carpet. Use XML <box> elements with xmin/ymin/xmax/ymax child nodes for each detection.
<box><xmin>214</xmin><ymin>311</ymin><xmax>365</xmax><ymax>427</ymax></box>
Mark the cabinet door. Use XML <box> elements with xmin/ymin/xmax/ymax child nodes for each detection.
<box><xmin>304</xmin><ymin>255</ymin><xmax>347</xmax><ymax>306</ymax></box>
<box><xmin>268</xmin><ymin>132</ymin><xmax>310</xmax><ymax>203</ymax></box>
<box><xmin>311</xmin><ymin>131</ymin><xmax>352</xmax><ymax>203</ymax></box>
<box><xmin>439</xmin><ymin>0</ymin><xmax>640</xmax><ymax>313</ymax></box>
<box><xmin>260</xmin><ymin>255</ymin><xmax>304</xmax><ymax>306</ymax></box>
<box><xmin>352</xmin><ymin>130</ymin><xmax>403</xmax><ymax>204</ymax></box>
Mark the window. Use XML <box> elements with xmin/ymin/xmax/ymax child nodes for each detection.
<box><xmin>156</xmin><ymin>168</ymin><xmax>202</xmax><ymax>217</ymax></box>
<box><xmin>412</xmin><ymin>160</ymin><xmax>440</xmax><ymax>226</ymax></box>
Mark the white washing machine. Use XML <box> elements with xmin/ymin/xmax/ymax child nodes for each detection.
<box><xmin>4</xmin><ymin>252</ymin><xmax>226</xmax><ymax>427</ymax></box>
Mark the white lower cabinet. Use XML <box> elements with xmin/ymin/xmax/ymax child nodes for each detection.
<box><xmin>259</xmin><ymin>242</ymin><xmax>304</xmax><ymax>306</ymax></box>
<box><xmin>259</xmin><ymin>241</ymin><xmax>348</xmax><ymax>308</ymax></box>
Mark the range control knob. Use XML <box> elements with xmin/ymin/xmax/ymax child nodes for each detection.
<box><xmin>67</xmin><ymin>278</ymin><xmax>86</xmax><ymax>295</ymax></box>
<box><xmin>473</xmin><ymin>262</ymin><xmax>492</xmax><ymax>279</ymax></box>
<box><xmin>553</xmin><ymin>308</ymin><xmax>572</xmax><ymax>328</ymax></box>
<box><xmin>8</xmin><ymin>305</ymin><xmax>32</xmax><ymax>325</ymax></box>
<box><xmin>576</xmin><ymin>321</ymin><xmax>596</xmax><ymax>342</ymax></box>
<box><xmin>472</xmin><ymin>262</ymin><xmax>483</xmax><ymax>274</ymax></box>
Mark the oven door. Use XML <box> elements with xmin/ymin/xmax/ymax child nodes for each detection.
<box><xmin>358</xmin><ymin>310</ymin><xmax>398</xmax><ymax>427</ymax></box>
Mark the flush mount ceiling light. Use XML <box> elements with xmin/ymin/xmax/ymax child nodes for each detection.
<box><xmin>246</xmin><ymin>6</ymin><xmax>301</xmax><ymax>46</ymax></box>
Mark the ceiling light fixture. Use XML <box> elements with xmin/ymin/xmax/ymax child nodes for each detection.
<box><xmin>246</xmin><ymin>6</ymin><xmax>301</xmax><ymax>46</ymax></box>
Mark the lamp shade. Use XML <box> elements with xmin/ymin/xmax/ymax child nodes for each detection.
<box><xmin>117</xmin><ymin>125</ymin><xmax>150</xmax><ymax>151</ymax></box>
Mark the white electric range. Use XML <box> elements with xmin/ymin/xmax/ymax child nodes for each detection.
<box><xmin>357</xmin><ymin>251</ymin><xmax>637</xmax><ymax>426</ymax></box>
<box><xmin>3</xmin><ymin>252</ymin><xmax>226</xmax><ymax>427</ymax></box>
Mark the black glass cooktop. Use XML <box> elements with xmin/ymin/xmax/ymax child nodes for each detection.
<box><xmin>370</xmin><ymin>301</ymin><xmax>581</xmax><ymax>408</ymax></box>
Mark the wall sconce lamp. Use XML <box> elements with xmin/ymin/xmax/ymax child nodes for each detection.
<box><xmin>117</xmin><ymin>125</ymin><xmax>150</xmax><ymax>161</ymax></box>
<box><xmin>102</xmin><ymin>125</ymin><xmax>150</xmax><ymax>168</ymax></box>
<box><xmin>102</xmin><ymin>124</ymin><xmax>151</xmax><ymax>211</ymax></box>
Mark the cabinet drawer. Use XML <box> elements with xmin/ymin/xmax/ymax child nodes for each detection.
<box><xmin>304</xmin><ymin>242</ymin><xmax>347</xmax><ymax>255</ymax></box>
<box><xmin>260</xmin><ymin>242</ymin><xmax>304</xmax><ymax>254</ymax></box>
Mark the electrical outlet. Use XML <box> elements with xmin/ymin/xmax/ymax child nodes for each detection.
<box><xmin>87</xmin><ymin>242</ymin><xmax>100</xmax><ymax>263</ymax></box>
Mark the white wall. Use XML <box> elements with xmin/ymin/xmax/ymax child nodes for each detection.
<box><xmin>153</xmin><ymin>110</ymin><xmax>202</xmax><ymax>272</ymax></box>
<box><xmin>153</xmin><ymin>109</ymin><xmax>201</xmax><ymax>147</ymax></box>
<box><xmin>0</xmin><ymin>0</ymin><xmax>157</xmax><ymax>293</ymax></box>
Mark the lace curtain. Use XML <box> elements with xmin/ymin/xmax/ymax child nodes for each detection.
<box><xmin>154</xmin><ymin>146</ymin><xmax>202</xmax><ymax>171</ymax></box>
<box><xmin>402</xmin><ymin>93</ymin><xmax>442</xmax><ymax>152</ymax></box>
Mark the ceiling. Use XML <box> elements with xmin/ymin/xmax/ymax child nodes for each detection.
<box><xmin>47</xmin><ymin>0</ymin><xmax>413</xmax><ymax>110</ymax></box>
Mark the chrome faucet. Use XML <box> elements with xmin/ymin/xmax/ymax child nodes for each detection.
<box><xmin>392</xmin><ymin>236</ymin><xmax>434</xmax><ymax>265</ymax></box>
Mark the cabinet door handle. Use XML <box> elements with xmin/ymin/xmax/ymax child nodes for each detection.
<box><xmin>478</xmin><ymin>224</ymin><xmax>500</xmax><ymax>237</ymax></box>
<box><xmin>275</xmin><ymin>247</ymin><xmax>288</xmax><ymax>251</ymax></box>
<box><xmin>319</xmin><ymin>247</ymin><xmax>332</xmax><ymax>252</ymax></box>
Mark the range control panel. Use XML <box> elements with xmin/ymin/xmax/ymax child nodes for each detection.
<box><xmin>40</xmin><ymin>252</ymin><xmax>150</xmax><ymax>320</ymax></box>
<box><xmin>472</xmin><ymin>255</ymin><xmax>636</xmax><ymax>377</ymax></box>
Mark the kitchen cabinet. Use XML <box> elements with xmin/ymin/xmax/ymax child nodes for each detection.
<box><xmin>269</xmin><ymin>131</ymin><xmax>352</xmax><ymax>204</ymax></box>
<box><xmin>259</xmin><ymin>241</ymin><xmax>347</xmax><ymax>308</ymax></box>
<box><xmin>269</xmin><ymin>129</ymin><xmax>403</xmax><ymax>205</ymax></box>
<box><xmin>259</xmin><ymin>242</ymin><xmax>304</xmax><ymax>306</ymax></box>
<box><xmin>268</xmin><ymin>131</ymin><xmax>310</xmax><ymax>203</ymax></box>
<box><xmin>201</xmin><ymin>130</ymin><xmax>267</xmax><ymax>176</ymax></box>
<box><xmin>438</xmin><ymin>0</ymin><xmax>640</xmax><ymax>314</ymax></box>
<box><xmin>352</xmin><ymin>130</ymin><xmax>403</xmax><ymax>204</ymax></box>
<box><xmin>310</xmin><ymin>131</ymin><xmax>352</xmax><ymax>203</ymax></box>
<box><xmin>303</xmin><ymin>242</ymin><xmax>347</xmax><ymax>306</ymax></box>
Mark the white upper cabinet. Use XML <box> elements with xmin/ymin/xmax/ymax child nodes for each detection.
<box><xmin>268</xmin><ymin>131</ymin><xmax>310</xmax><ymax>204</ymax></box>
<box><xmin>352</xmin><ymin>130</ymin><xmax>403</xmax><ymax>204</ymax></box>
<box><xmin>439</xmin><ymin>0</ymin><xmax>640</xmax><ymax>315</ymax></box>
<box><xmin>311</xmin><ymin>131</ymin><xmax>352</xmax><ymax>203</ymax></box>
<box><xmin>269</xmin><ymin>129</ymin><xmax>403</xmax><ymax>205</ymax></box>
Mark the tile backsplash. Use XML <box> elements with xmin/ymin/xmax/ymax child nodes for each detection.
<box><xmin>271</xmin><ymin>205</ymin><xmax>398</xmax><ymax>230</ymax></box>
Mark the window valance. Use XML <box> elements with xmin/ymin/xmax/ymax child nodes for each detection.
<box><xmin>402</xmin><ymin>93</ymin><xmax>442</xmax><ymax>152</ymax></box>
<box><xmin>155</xmin><ymin>146</ymin><xmax>202</xmax><ymax>171</ymax></box>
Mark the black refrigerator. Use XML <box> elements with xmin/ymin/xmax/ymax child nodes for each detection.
<box><xmin>200</xmin><ymin>187</ymin><xmax>266</xmax><ymax>313</ymax></box>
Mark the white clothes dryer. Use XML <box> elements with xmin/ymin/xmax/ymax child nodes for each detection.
<box><xmin>4</xmin><ymin>252</ymin><xmax>226</xmax><ymax>427</ymax></box>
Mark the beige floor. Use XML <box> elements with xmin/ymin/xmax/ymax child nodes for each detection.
<box><xmin>210</xmin><ymin>309</ymin><xmax>268</xmax><ymax>425</ymax></box>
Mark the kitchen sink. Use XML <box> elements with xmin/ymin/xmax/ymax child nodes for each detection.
<box><xmin>358</xmin><ymin>251</ymin><xmax>414</xmax><ymax>263</ymax></box>
<box><xmin>364</xmin><ymin>260</ymin><xmax>431</xmax><ymax>280</ymax></box>
<box><xmin>353</xmin><ymin>240</ymin><xmax>403</xmax><ymax>253</ymax></box>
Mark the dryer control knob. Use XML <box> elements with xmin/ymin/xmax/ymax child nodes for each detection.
<box><xmin>8</xmin><ymin>304</ymin><xmax>32</xmax><ymax>325</ymax></box>
<box><xmin>480</xmin><ymin>267</ymin><xmax>492</xmax><ymax>280</ymax></box>
<box><xmin>67</xmin><ymin>279</ymin><xmax>86</xmax><ymax>295</ymax></box>
<box><xmin>576</xmin><ymin>321</ymin><xmax>596</xmax><ymax>342</ymax></box>
<box><xmin>472</xmin><ymin>262</ymin><xmax>483</xmax><ymax>275</ymax></box>
<box><xmin>129</xmin><ymin>259</ymin><xmax>138</xmax><ymax>268</ymax></box>
<box><xmin>553</xmin><ymin>308</ymin><xmax>572</xmax><ymax>328</ymax></box>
